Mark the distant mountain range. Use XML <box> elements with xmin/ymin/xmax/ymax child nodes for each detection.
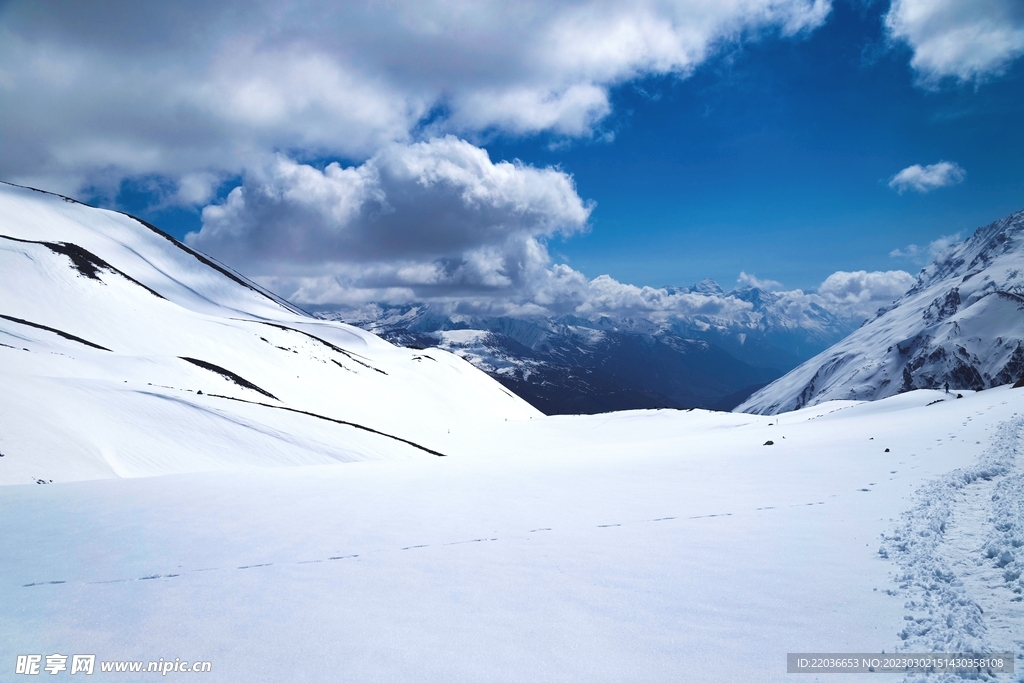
<box><xmin>739</xmin><ymin>206</ymin><xmax>1024</xmax><ymax>414</ymax></box>
<box><xmin>314</xmin><ymin>281</ymin><xmax>858</xmax><ymax>414</ymax></box>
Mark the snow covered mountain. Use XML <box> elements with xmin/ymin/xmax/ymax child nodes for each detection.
<box><xmin>0</xmin><ymin>181</ymin><xmax>539</xmax><ymax>483</ymax></box>
<box><xmin>738</xmin><ymin>207</ymin><xmax>1024</xmax><ymax>414</ymax></box>
<box><xmin>662</xmin><ymin>277</ymin><xmax>852</xmax><ymax>369</ymax></box>
<box><xmin>319</xmin><ymin>286</ymin><xmax>853</xmax><ymax>414</ymax></box>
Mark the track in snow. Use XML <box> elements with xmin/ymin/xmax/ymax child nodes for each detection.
<box><xmin>880</xmin><ymin>415</ymin><xmax>1024</xmax><ymax>682</ymax></box>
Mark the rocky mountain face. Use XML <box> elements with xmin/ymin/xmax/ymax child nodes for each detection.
<box><xmin>738</xmin><ymin>207</ymin><xmax>1024</xmax><ymax>414</ymax></box>
<box><xmin>316</xmin><ymin>284</ymin><xmax>855</xmax><ymax>414</ymax></box>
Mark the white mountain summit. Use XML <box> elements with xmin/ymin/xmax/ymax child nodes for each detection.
<box><xmin>738</xmin><ymin>207</ymin><xmax>1024</xmax><ymax>414</ymax></box>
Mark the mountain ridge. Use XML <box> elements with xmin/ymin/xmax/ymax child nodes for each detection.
<box><xmin>738</xmin><ymin>206</ymin><xmax>1024</xmax><ymax>414</ymax></box>
<box><xmin>316</xmin><ymin>285</ymin><xmax>857</xmax><ymax>414</ymax></box>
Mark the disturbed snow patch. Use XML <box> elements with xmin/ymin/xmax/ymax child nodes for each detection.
<box><xmin>879</xmin><ymin>415</ymin><xmax>1024</xmax><ymax>681</ymax></box>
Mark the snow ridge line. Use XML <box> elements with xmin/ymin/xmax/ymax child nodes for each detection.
<box><xmin>0</xmin><ymin>233</ymin><xmax>167</xmax><ymax>300</ymax></box>
<box><xmin>122</xmin><ymin>212</ymin><xmax>307</xmax><ymax>316</ymax></box>
<box><xmin>879</xmin><ymin>415</ymin><xmax>1024</xmax><ymax>681</ymax></box>
<box><xmin>2</xmin><ymin>180</ymin><xmax>306</xmax><ymax>315</ymax></box>
<box><xmin>0</xmin><ymin>313</ymin><xmax>111</xmax><ymax>351</ymax></box>
<box><xmin>236</xmin><ymin>319</ymin><xmax>389</xmax><ymax>375</ymax></box>
<box><xmin>179</xmin><ymin>357</ymin><xmax>279</xmax><ymax>400</ymax></box>
<box><xmin>203</xmin><ymin>393</ymin><xmax>448</xmax><ymax>458</ymax></box>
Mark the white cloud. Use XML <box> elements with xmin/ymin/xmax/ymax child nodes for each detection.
<box><xmin>888</xmin><ymin>161</ymin><xmax>965</xmax><ymax>194</ymax></box>
<box><xmin>0</xmin><ymin>0</ymin><xmax>832</xmax><ymax>198</ymax></box>
<box><xmin>449</xmin><ymin>84</ymin><xmax>613</xmax><ymax>138</ymax></box>
<box><xmin>889</xmin><ymin>232</ymin><xmax>962</xmax><ymax>261</ymax></box>
<box><xmin>5</xmin><ymin>0</ymin><xmax>937</xmax><ymax>332</ymax></box>
<box><xmin>737</xmin><ymin>271</ymin><xmax>783</xmax><ymax>290</ymax></box>
<box><xmin>564</xmin><ymin>276</ymin><xmax>753</xmax><ymax>320</ymax></box>
<box><xmin>888</xmin><ymin>244</ymin><xmax>920</xmax><ymax>259</ymax></box>
<box><xmin>575</xmin><ymin>268</ymin><xmax>916</xmax><ymax>323</ymax></box>
<box><xmin>191</xmin><ymin>136</ymin><xmax>912</xmax><ymax>325</ymax></box>
<box><xmin>815</xmin><ymin>269</ymin><xmax>916</xmax><ymax>318</ymax></box>
<box><xmin>188</xmin><ymin>137</ymin><xmax>592</xmax><ymax>299</ymax></box>
<box><xmin>886</xmin><ymin>0</ymin><xmax>1024</xmax><ymax>84</ymax></box>
<box><xmin>242</xmin><ymin>219</ymin><xmax>912</xmax><ymax>323</ymax></box>
<box><xmin>175</xmin><ymin>172</ymin><xmax>222</xmax><ymax>206</ymax></box>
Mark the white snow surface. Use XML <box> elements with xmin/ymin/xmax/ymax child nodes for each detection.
<box><xmin>4</xmin><ymin>183</ymin><xmax>1024</xmax><ymax>681</ymax></box>
<box><xmin>4</xmin><ymin>388</ymin><xmax>1024</xmax><ymax>681</ymax></box>
<box><xmin>738</xmin><ymin>207</ymin><xmax>1024</xmax><ymax>415</ymax></box>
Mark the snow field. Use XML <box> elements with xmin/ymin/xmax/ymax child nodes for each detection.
<box><xmin>3</xmin><ymin>387</ymin><xmax>1024</xmax><ymax>681</ymax></box>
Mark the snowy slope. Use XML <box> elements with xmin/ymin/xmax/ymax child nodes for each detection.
<box><xmin>0</xmin><ymin>182</ymin><xmax>540</xmax><ymax>483</ymax></box>
<box><xmin>738</xmin><ymin>207</ymin><xmax>1024</xmax><ymax>414</ymax></box>
<box><xmin>3</xmin><ymin>386</ymin><xmax>1024</xmax><ymax>682</ymax></box>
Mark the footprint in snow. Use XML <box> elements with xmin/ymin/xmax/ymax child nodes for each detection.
<box><xmin>444</xmin><ymin>538</ymin><xmax>497</xmax><ymax>546</ymax></box>
<box><xmin>22</xmin><ymin>581</ymin><xmax>66</xmax><ymax>587</ymax></box>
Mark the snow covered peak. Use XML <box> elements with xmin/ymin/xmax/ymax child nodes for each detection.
<box><xmin>737</xmin><ymin>207</ymin><xmax>1024</xmax><ymax>414</ymax></box>
<box><xmin>915</xmin><ymin>207</ymin><xmax>1024</xmax><ymax>292</ymax></box>
<box><xmin>686</xmin><ymin>277</ymin><xmax>725</xmax><ymax>295</ymax></box>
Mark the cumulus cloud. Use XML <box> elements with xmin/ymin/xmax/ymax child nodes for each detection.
<box><xmin>192</xmin><ymin>135</ymin><xmax>913</xmax><ymax>325</ymax></box>
<box><xmin>888</xmin><ymin>161</ymin><xmax>965</xmax><ymax>194</ymax></box>
<box><xmin>240</xmin><ymin>221</ymin><xmax>912</xmax><ymax>324</ymax></box>
<box><xmin>815</xmin><ymin>270</ymin><xmax>916</xmax><ymax>318</ymax></box>
<box><xmin>886</xmin><ymin>0</ymin><xmax>1024</xmax><ymax>84</ymax></box>
<box><xmin>0</xmin><ymin>0</ymin><xmax>832</xmax><ymax>198</ymax></box>
<box><xmin>188</xmin><ymin>136</ymin><xmax>592</xmax><ymax>299</ymax></box>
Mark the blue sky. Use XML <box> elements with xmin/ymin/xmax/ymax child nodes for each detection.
<box><xmin>484</xmin><ymin>1</ymin><xmax>1024</xmax><ymax>290</ymax></box>
<box><xmin>2</xmin><ymin>0</ymin><xmax>1023</xmax><ymax>315</ymax></box>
